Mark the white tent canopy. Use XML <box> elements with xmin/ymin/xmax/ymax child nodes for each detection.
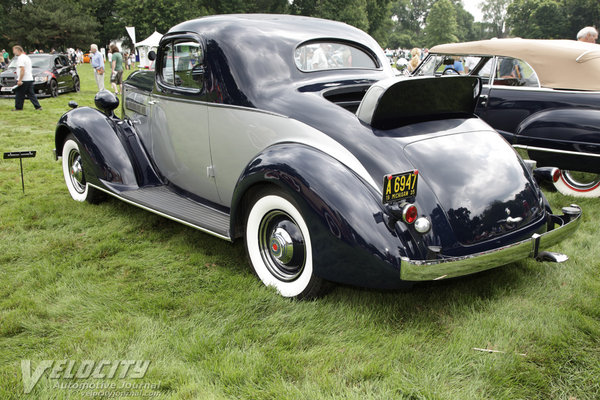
<box><xmin>135</xmin><ymin>31</ymin><xmax>163</xmax><ymax>68</ymax></box>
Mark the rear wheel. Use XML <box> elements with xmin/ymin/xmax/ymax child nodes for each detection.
<box><xmin>61</xmin><ymin>134</ymin><xmax>104</xmax><ymax>203</ymax></box>
<box><xmin>245</xmin><ymin>189</ymin><xmax>329</xmax><ymax>299</ymax></box>
<box><xmin>553</xmin><ymin>170</ymin><xmax>600</xmax><ymax>197</ymax></box>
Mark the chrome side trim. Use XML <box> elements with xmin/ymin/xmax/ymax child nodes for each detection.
<box><xmin>88</xmin><ymin>183</ymin><xmax>232</xmax><ymax>242</ymax></box>
<box><xmin>513</xmin><ymin>144</ymin><xmax>600</xmax><ymax>159</ymax></box>
<box><xmin>400</xmin><ymin>207</ymin><xmax>581</xmax><ymax>281</ymax></box>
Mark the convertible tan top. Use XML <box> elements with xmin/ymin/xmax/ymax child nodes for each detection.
<box><xmin>430</xmin><ymin>39</ymin><xmax>600</xmax><ymax>91</ymax></box>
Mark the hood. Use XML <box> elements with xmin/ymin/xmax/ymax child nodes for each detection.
<box><xmin>404</xmin><ymin>130</ymin><xmax>545</xmax><ymax>247</ymax></box>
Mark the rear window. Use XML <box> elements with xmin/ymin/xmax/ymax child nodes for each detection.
<box><xmin>294</xmin><ymin>42</ymin><xmax>378</xmax><ymax>72</ymax></box>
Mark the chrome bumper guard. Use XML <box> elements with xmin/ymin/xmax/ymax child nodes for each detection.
<box><xmin>400</xmin><ymin>205</ymin><xmax>582</xmax><ymax>281</ymax></box>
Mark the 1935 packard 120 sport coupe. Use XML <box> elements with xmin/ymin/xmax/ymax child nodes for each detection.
<box><xmin>54</xmin><ymin>15</ymin><xmax>581</xmax><ymax>298</ymax></box>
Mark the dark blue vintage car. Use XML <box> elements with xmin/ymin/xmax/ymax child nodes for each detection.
<box><xmin>54</xmin><ymin>15</ymin><xmax>581</xmax><ymax>298</ymax></box>
<box><xmin>415</xmin><ymin>39</ymin><xmax>600</xmax><ymax>197</ymax></box>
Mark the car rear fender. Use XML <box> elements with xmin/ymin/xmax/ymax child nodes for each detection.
<box><xmin>515</xmin><ymin>108</ymin><xmax>600</xmax><ymax>173</ymax></box>
<box><xmin>55</xmin><ymin>107</ymin><xmax>160</xmax><ymax>189</ymax></box>
<box><xmin>231</xmin><ymin>143</ymin><xmax>411</xmax><ymax>289</ymax></box>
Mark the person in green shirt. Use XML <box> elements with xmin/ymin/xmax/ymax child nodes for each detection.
<box><xmin>109</xmin><ymin>44</ymin><xmax>124</xmax><ymax>95</ymax></box>
<box><xmin>2</xmin><ymin>49</ymin><xmax>9</xmax><ymax>68</ymax></box>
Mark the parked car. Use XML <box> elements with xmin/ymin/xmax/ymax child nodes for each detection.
<box><xmin>83</xmin><ymin>53</ymin><xmax>91</xmax><ymax>63</ymax></box>
<box><xmin>54</xmin><ymin>15</ymin><xmax>581</xmax><ymax>298</ymax></box>
<box><xmin>0</xmin><ymin>53</ymin><xmax>80</xmax><ymax>97</ymax></box>
<box><xmin>414</xmin><ymin>38</ymin><xmax>600</xmax><ymax>197</ymax></box>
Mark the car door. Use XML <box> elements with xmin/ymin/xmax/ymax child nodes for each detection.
<box><xmin>476</xmin><ymin>56</ymin><xmax>543</xmax><ymax>141</ymax></box>
<box><xmin>52</xmin><ymin>56</ymin><xmax>65</xmax><ymax>91</ymax></box>
<box><xmin>145</xmin><ymin>35</ymin><xmax>221</xmax><ymax>204</ymax></box>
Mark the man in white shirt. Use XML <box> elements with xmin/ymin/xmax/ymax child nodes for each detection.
<box><xmin>12</xmin><ymin>45</ymin><xmax>42</xmax><ymax>111</ymax></box>
<box><xmin>90</xmin><ymin>44</ymin><xmax>105</xmax><ymax>91</ymax></box>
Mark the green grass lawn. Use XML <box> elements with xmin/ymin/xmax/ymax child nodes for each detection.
<box><xmin>1</xmin><ymin>62</ymin><xmax>599</xmax><ymax>400</ymax></box>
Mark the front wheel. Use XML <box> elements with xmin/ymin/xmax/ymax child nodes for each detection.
<box><xmin>73</xmin><ymin>76</ymin><xmax>80</xmax><ymax>92</ymax></box>
<box><xmin>49</xmin><ymin>79</ymin><xmax>58</xmax><ymax>97</ymax></box>
<box><xmin>61</xmin><ymin>134</ymin><xmax>105</xmax><ymax>203</ymax></box>
<box><xmin>245</xmin><ymin>189</ymin><xmax>329</xmax><ymax>299</ymax></box>
<box><xmin>553</xmin><ymin>170</ymin><xmax>600</xmax><ymax>197</ymax></box>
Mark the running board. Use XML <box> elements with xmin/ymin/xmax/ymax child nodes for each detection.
<box><xmin>90</xmin><ymin>184</ymin><xmax>231</xmax><ymax>240</ymax></box>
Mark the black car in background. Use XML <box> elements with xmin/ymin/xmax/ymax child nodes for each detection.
<box><xmin>0</xmin><ymin>53</ymin><xmax>80</xmax><ymax>97</ymax></box>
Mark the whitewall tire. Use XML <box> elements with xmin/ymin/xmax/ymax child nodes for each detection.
<box><xmin>553</xmin><ymin>170</ymin><xmax>600</xmax><ymax>198</ymax></box>
<box><xmin>245</xmin><ymin>190</ymin><xmax>327</xmax><ymax>299</ymax></box>
<box><xmin>61</xmin><ymin>134</ymin><xmax>104</xmax><ymax>203</ymax></box>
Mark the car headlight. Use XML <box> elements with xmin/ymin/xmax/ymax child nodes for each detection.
<box><xmin>34</xmin><ymin>76</ymin><xmax>48</xmax><ymax>83</ymax></box>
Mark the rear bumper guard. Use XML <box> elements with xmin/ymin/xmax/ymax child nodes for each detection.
<box><xmin>400</xmin><ymin>205</ymin><xmax>582</xmax><ymax>281</ymax></box>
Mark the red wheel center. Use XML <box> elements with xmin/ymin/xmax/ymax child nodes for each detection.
<box><xmin>272</xmin><ymin>243</ymin><xmax>279</xmax><ymax>252</ymax></box>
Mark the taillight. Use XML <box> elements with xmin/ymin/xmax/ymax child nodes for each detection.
<box><xmin>552</xmin><ymin>168</ymin><xmax>561</xmax><ymax>183</ymax></box>
<box><xmin>402</xmin><ymin>204</ymin><xmax>418</xmax><ymax>224</ymax></box>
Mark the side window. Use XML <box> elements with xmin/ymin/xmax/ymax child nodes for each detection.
<box><xmin>160</xmin><ymin>42</ymin><xmax>174</xmax><ymax>86</ymax></box>
<box><xmin>159</xmin><ymin>40</ymin><xmax>204</xmax><ymax>91</ymax></box>
<box><xmin>494</xmin><ymin>57</ymin><xmax>539</xmax><ymax>87</ymax></box>
<box><xmin>469</xmin><ymin>57</ymin><xmax>493</xmax><ymax>85</ymax></box>
<box><xmin>173</xmin><ymin>41</ymin><xmax>204</xmax><ymax>90</ymax></box>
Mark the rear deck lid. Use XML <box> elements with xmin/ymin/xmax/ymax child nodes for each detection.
<box><xmin>404</xmin><ymin>130</ymin><xmax>544</xmax><ymax>246</ymax></box>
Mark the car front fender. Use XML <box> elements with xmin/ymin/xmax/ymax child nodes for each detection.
<box><xmin>231</xmin><ymin>143</ymin><xmax>412</xmax><ymax>289</ymax></box>
<box><xmin>55</xmin><ymin>107</ymin><xmax>138</xmax><ymax>189</ymax></box>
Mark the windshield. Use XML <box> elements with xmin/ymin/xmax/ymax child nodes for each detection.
<box><xmin>7</xmin><ymin>56</ymin><xmax>52</xmax><ymax>69</ymax></box>
<box><xmin>30</xmin><ymin>56</ymin><xmax>53</xmax><ymax>69</ymax></box>
<box><xmin>294</xmin><ymin>41</ymin><xmax>379</xmax><ymax>72</ymax></box>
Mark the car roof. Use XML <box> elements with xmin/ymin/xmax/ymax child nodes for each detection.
<box><xmin>430</xmin><ymin>38</ymin><xmax>600</xmax><ymax>91</ymax></box>
<box><xmin>169</xmin><ymin>14</ymin><xmax>379</xmax><ymax>47</ymax></box>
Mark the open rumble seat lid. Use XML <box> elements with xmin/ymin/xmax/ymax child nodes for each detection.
<box><xmin>356</xmin><ymin>76</ymin><xmax>481</xmax><ymax>130</ymax></box>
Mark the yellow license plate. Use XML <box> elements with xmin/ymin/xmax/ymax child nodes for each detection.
<box><xmin>383</xmin><ymin>170</ymin><xmax>418</xmax><ymax>204</ymax></box>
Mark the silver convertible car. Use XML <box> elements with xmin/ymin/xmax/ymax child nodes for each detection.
<box><xmin>54</xmin><ymin>15</ymin><xmax>581</xmax><ymax>298</ymax></box>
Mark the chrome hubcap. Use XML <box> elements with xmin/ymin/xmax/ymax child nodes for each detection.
<box><xmin>68</xmin><ymin>150</ymin><xmax>85</xmax><ymax>193</ymax></box>
<box><xmin>269</xmin><ymin>227</ymin><xmax>294</xmax><ymax>264</ymax></box>
<box><xmin>259</xmin><ymin>210</ymin><xmax>306</xmax><ymax>282</ymax></box>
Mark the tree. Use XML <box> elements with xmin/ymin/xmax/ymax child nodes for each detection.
<box><xmin>453</xmin><ymin>1</ymin><xmax>476</xmax><ymax>42</ymax></box>
<box><xmin>316</xmin><ymin>0</ymin><xmax>370</xmax><ymax>31</ymax></box>
<box><xmin>506</xmin><ymin>0</ymin><xmax>568</xmax><ymax>39</ymax></box>
<box><xmin>4</xmin><ymin>0</ymin><xmax>100</xmax><ymax>51</ymax></box>
<box><xmin>366</xmin><ymin>0</ymin><xmax>394</xmax><ymax>45</ymax></box>
<box><xmin>480</xmin><ymin>0</ymin><xmax>509</xmax><ymax>38</ymax></box>
<box><xmin>564</xmin><ymin>0</ymin><xmax>600</xmax><ymax>39</ymax></box>
<box><xmin>424</xmin><ymin>0</ymin><xmax>459</xmax><ymax>47</ymax></box>
<box><xmin>114</xmin><ymin>0</ymin><xmax>211</xmax><ymax>44</ymax></box>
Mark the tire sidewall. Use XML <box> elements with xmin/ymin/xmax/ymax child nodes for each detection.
<box><xmin>553</xmin><ymin>170</ymin><xmax>600</xmax><ymax>198</ymax></box>
<box><xmin>246</xmin><ymin>193</ymin><xmax>314</xmax><ymax>298</ymax></box>
<box><xmin>62</xmin><ymin>138</ymin><xmax>89</xmax><ymax>202</ymax></box>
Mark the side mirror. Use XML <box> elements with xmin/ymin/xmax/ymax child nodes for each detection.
<box><xmin>68</xmin><ymin>101</ymin><xmax>78</xmax><ymax>109</ymax></box>
<box><xmin>148</xmin><ymin>51</ymin><xmax>156</xmax><ymax>61</ymax></box>
<box><xmin>94</xmin><ymin>90</ymin><xmax>119</xmax><ymax>116</ymax></box>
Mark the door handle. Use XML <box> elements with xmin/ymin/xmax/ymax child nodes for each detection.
<box><xmin>148</xmin><ymin>100</ymin><xmax>159</xmax><ymax>105</ymax></box>
<box><xmin>479</xmin><ymin>94</ymin><xmax>489</xmax><ymax>107</ymax></box>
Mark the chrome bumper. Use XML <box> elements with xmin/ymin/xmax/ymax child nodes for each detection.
<box><xmin>400</xmin><ymin>206</ymin><xmax>582</xmax><ymax>281</ymax></box>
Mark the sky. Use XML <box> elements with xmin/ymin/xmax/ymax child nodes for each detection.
<box><xmin>462</xmin><ymin>0</ymin><xmax>484</xmax><ymax>22</ymax></box>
